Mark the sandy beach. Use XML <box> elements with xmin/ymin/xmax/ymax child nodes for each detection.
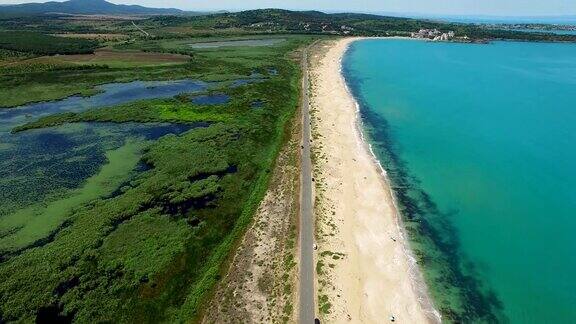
<box><xmin>309</xmin><ymin>37</ymin><xmax>439</xmax><ymax>323</ymax></box>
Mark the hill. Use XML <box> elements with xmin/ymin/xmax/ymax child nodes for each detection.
<box><xmin>147</xmin><ymin>9</ymin><xmax>576</xmax><ymax>42</ymax></box>
<box><xmin>1</xmin><ymin>7</ymin><xmax>575</xmax><ymax>43</ymax></box>
<box><xmin>0</xmin><ymin>0</ymin><xmax>187</xmax><ymax>16</ymax></box>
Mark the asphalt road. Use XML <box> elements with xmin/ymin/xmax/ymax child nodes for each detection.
<box><xmin>299</xmin><ymin>44</ymin><xmax>315</xmax><ymax>324</ymax></box>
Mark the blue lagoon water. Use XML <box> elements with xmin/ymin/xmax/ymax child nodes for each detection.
<box><xmin>344</xmin><ymin>39</ymin><xmax>576</xmax><ymax>322</ymax></box>
<box><xmin>0</xmin><ymin>79</ymin><xmax>207</xmax><ymax>133</ymax></box>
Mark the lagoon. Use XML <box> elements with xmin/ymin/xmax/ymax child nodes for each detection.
<box><xmin>0</xmin><ymin>79</ymin><xmax>211</xmax><ymax>258</ymax></box>
<box><xmin>0</xmin><ymin>79</ymin><xmax>207</xmax><ymax>132</ymax></box>
<box><xmin>344</xmin><ymin>39</ymin><xmax>576</xmax><ymax>322</ymax></box>
<box><xmin>0</xmin><ymin>122</ymin><xmax>197</xmax><ymax>257</ymax></box>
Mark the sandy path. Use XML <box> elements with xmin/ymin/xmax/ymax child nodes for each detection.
<box><xmin>309</xmin><ymin>38</ymin><xmax>439</xmax><ymax>324</ymax></box>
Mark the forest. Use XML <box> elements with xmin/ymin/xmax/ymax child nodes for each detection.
<box><xmin>0</xmin><ymin>31</ymin><xmax>98</xmax><ymax>55</ymax></box>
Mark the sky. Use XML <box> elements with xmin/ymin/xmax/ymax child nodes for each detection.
<box><xmin>0</xmin><ymin>0</ymin><xmax>575</xmax><ymax>16</ymax></box>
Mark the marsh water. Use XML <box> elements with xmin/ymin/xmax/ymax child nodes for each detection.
<box><xmin>344</xmin><ymin>39</ymin><xmax>576</xmax><ymax>322</ymax></box>
<box><xmin>0</xmin><ymin>80</ymin><xmax>207</xmax><ymax>132</ymax></box>
<box><xmin>0</xmin><ymin>80</ymin><xmax>209</xmax><ymax>257</ymax></box>
<box><xmin>192</xmin><ymin>94</ymin><xmax>230</xmax><ymax>105</ymax></box>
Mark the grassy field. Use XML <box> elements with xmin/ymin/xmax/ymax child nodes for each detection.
<box><xmin>0</xmin><ymin>35</ymin><xmax>312</xmax><ymax>108</ymax></box>
<box><xmin>0</xmin><ymin>26</ymin><xmax>319</xmax><ymax>322</ymax></box>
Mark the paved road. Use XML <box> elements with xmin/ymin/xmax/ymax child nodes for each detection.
<box><xmin>299</xmin><ymin>44</ymin><xmax>315</xmax><ymax>324</ymax></box>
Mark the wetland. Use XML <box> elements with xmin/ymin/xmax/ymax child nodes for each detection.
<box><xmin>0</xmin><ymin>31</ymin><xmax>316</xmax><ymax>322</ymax></box>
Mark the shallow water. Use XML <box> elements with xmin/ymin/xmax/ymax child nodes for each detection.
<box><xmin>344</xmin><ymin>39</ymin><xmax>576</xmax><ymax>323</ymax></box>
<box><xmin>0</xmin><ymin>79</ymin><xmax>207</xmax><ymax>133</ymax></box>
<box><xmin>0</xmin><ymin>122</ymin><xmax>197</xmax><ymax>256</ymax></box>
<box><xmin>192</xmin><ymin>94</ymin><xmax>230</xmax><ymax>105</ymax></box>
<box><xmin>0</xmin><ymin>79</ymin><xmax>211</xmax><ymax>258</ymax></box>
<box><xmin>189</xmin><ymin>39</ymin><xmax>285</xmax><ymax>49</ymax></box>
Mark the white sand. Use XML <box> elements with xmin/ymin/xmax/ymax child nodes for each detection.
<box><xmin>309</xmin><ymin>37</ymin><xmax>440</xmax><ymax>323</ymax></box>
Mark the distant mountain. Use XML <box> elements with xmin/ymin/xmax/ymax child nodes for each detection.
<box><xmin>0</xmin><ymin>0</ymin><xmax>190</xmax><ymax>16</ymax></box>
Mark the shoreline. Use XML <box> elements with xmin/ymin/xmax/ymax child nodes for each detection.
<box><xmin>343</xmin><ymin>39</ymin><xmax>441</xmax><ymax>322</ymax></box>
<box><xmin>309</xmin><ymin>37</ymin><xmax>440</xmax><ymax>323</ymax></box>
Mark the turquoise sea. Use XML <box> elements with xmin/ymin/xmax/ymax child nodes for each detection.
<box><xmin>343</xmin><ymin>39</ymin><xmax>576</xmax><ymax>322</ymax></box>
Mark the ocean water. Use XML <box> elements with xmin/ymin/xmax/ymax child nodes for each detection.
<box><xmin>344</xmin><ymin>39</ymin><xmax>576</xmax><ymax>322</ymax></box>
<box><xmin>432</xmin><ymin>16</ymin><xmax>576</xmax><ymax>25</ymax></box>
<box><xmin>511</xmin><ymin>28</ymin><xmax>576</xmax><ymax>35</ymax></box>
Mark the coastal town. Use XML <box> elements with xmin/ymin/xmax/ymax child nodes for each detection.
<box><xmin>411</xmin><ymin>28</ymin><xmax>457</xmax><ymax>41</ymax></box>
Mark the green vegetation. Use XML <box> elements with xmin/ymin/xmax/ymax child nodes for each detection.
<box><xmin>320</xmin><ymin>250</ymin><xmax>345</xmax><ymax>261</ymax></box>
<box><xmin>0</xmin><ymin>123</ymin><xmax>173</xmax><ymax>221</ymax></box>
<box><xmin>141</xmin><ymin>9</ymin><xmax>576</xmax><ymax>42</ymax></box>
<box><xmin>0</xmin><ymin>31</ymin><xmax>98</xmax><ymax>55</ymax></box>
<box><xmin>0</xmin><ymin>26</ymin><xmax>316</xmax><ymax>322</ymax></box>
<box><xmin>0</xmin><ymin>139</ymin><xmax>146</xmax><ymax>255</ymax></box>
<box><xmin>12</xmin><ymin>82</ymin><xmax>275</xmax><ymax>133</ymax></box>
<box><xmin>318</xmin><ymin>294</ymin><xmax>331</xmax><ymax>315</ymax></box>
<box><xmin>0</xmin><ymin>34</ymin><xmax>298</xmax><ymax>108</ymax></box>
<box><xmin>0</xmin><ymin>48</ymin><xmax>33</xmax><ymax>62</ymax></box>
<box><xmin>0</xmin><ymin>0</ymin><xmax>192</xmax><ymax>16</ymax></box>
<box><xmin>316</xmin><ymin>260</ymin><xmax>325</xmax><ymax>275</ymax></box>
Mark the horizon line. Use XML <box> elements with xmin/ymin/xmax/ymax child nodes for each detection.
<box><xmin>1</xmin><ymin>1</ymin><xmax>575</xmax><ymax>19</ymax></box>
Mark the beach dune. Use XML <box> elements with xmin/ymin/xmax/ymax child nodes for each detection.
<box><xmin>309</xmin><ymin>37</ymin><xmax>439</xmax><ymax>323</ymax></box>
